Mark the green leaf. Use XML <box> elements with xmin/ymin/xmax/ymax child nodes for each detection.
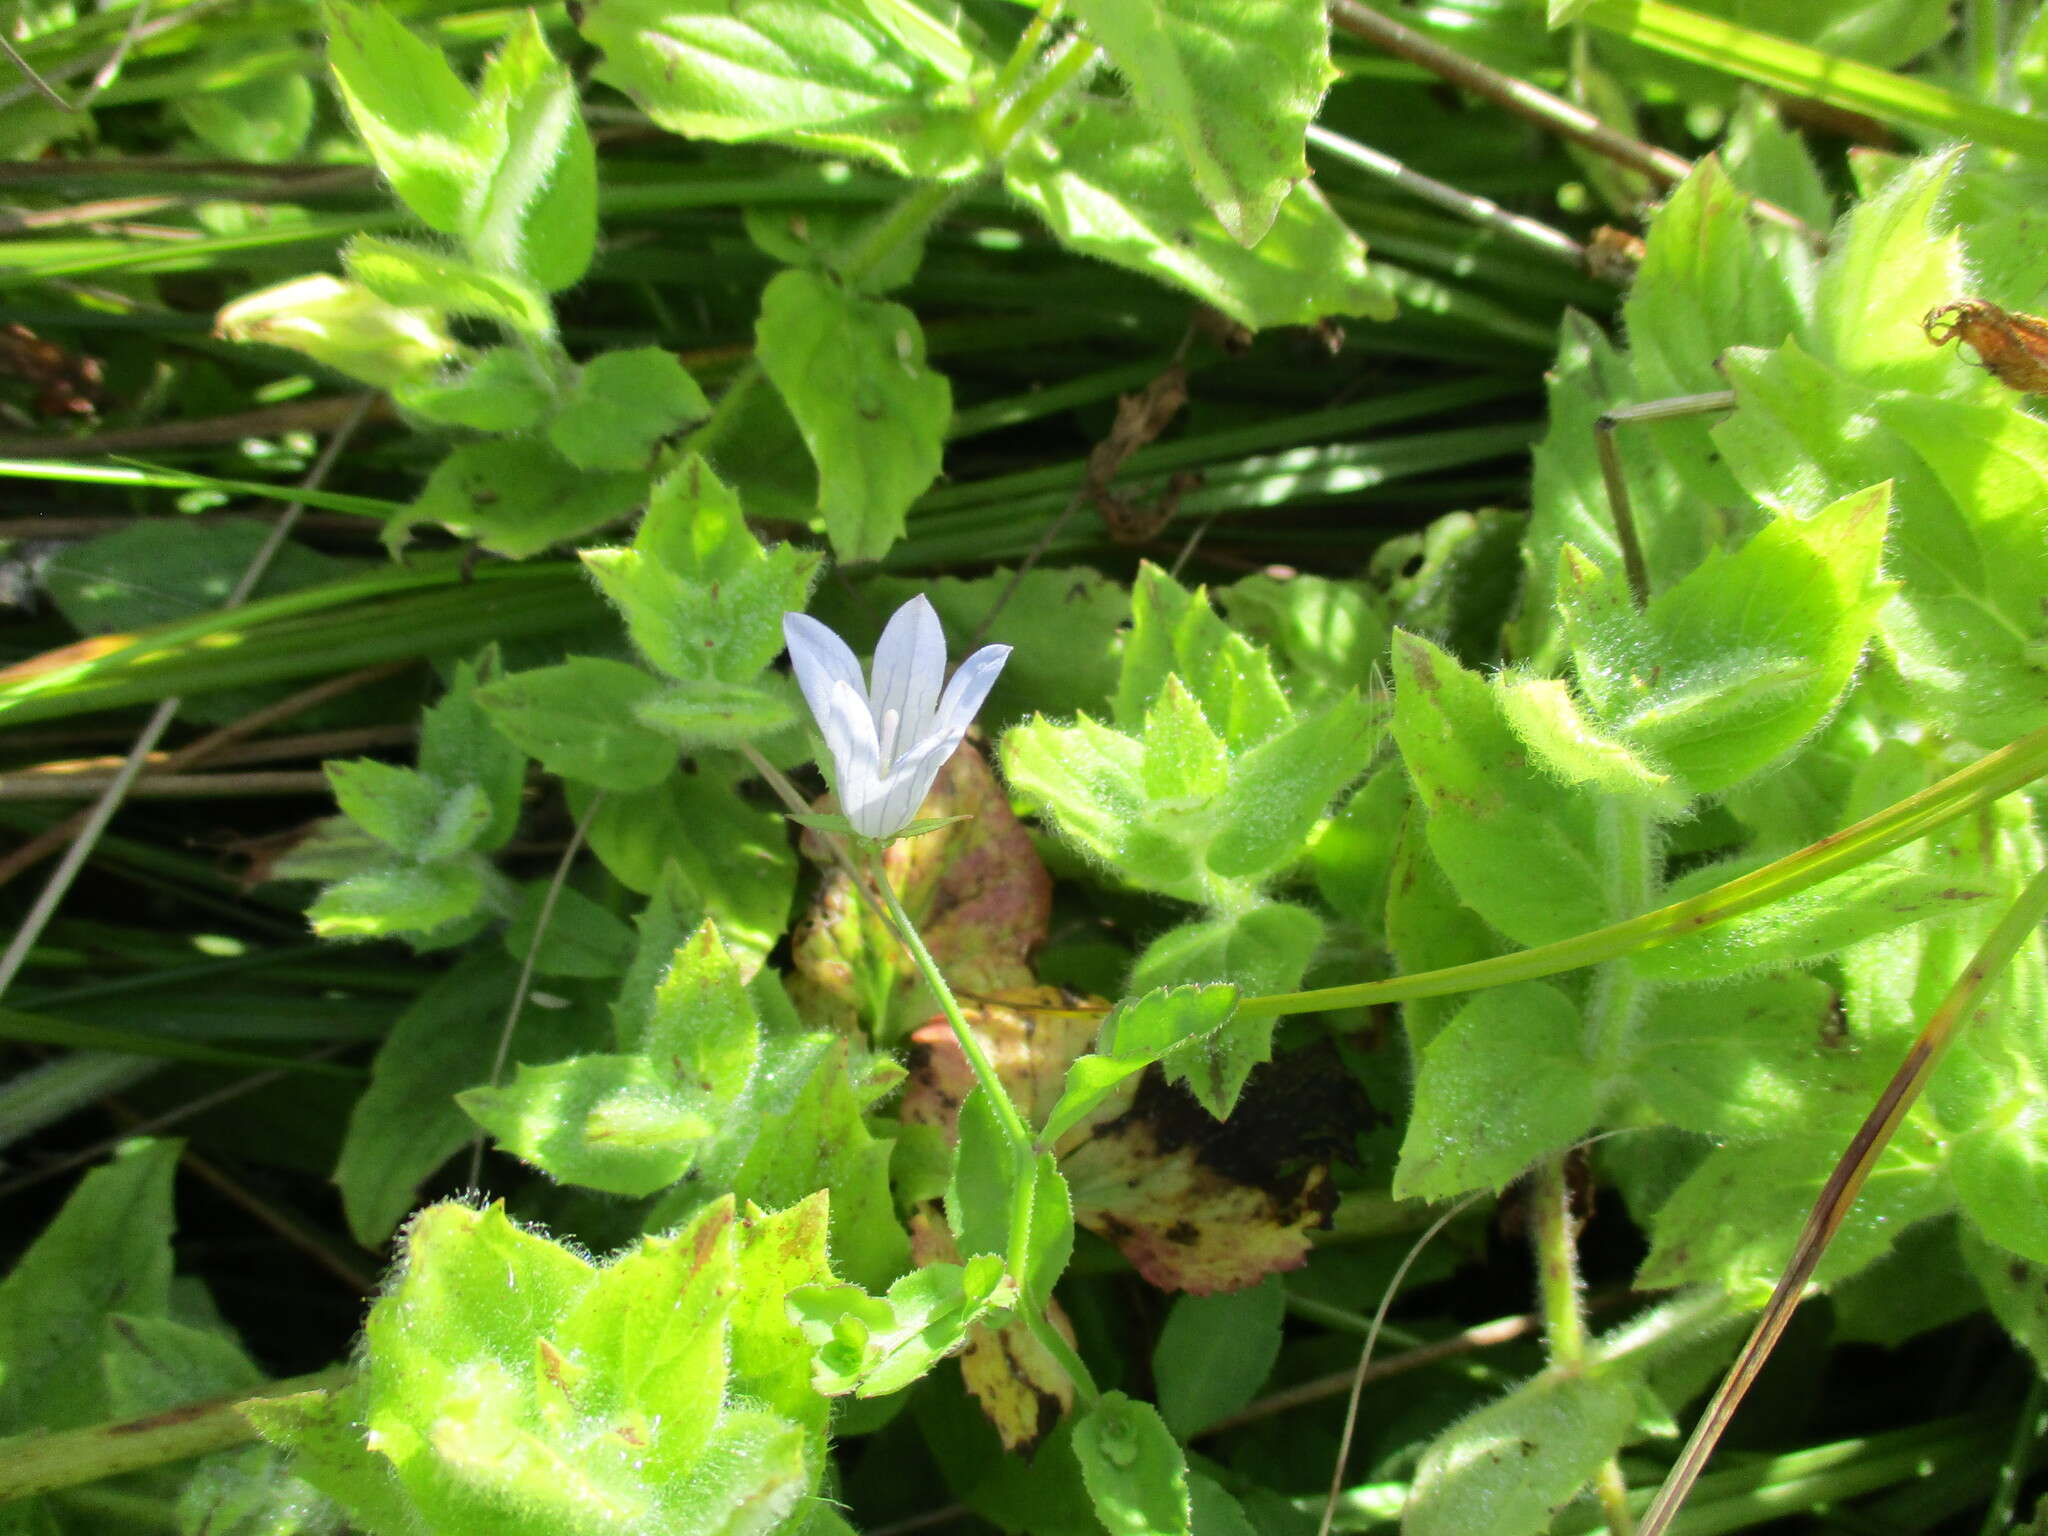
<box><xmin>788</xmin><ymin>1256</ymin><xmax>1015</xmax><ymax>1397</ymax></box>
<box><xmin>0</xmin><ymin>1139</ymin><xmax>177</xmax><ymax>1434</ymax></box>
<box><xmin>744</xmin><ymin>202</ymin><xmax>927</xmax><ymax>292</ymax></box>
<box><xmin>306</xmin><ymin>855</ymin><xmax>486</xmax><ymax>939</ymax></box>
<box><xmin>1391</xmin><ymin>629</ymin><xmax>1611</xmax><ymax>948</ymax></box>
<box><xmin>1040</xmin><ymin>984</ymin><xmax>1239</xmax><ymax>1145</ymax></box>
<box><xmin>755</xmin><ymin>268</ymin><xmax>952</xmax><ymax>563</ymax></box>
<box><xmin>1625</xmin><ymin>973</ymin><xmax>1874</xmax><ymax>1138</ymax></box>
<box><xmin>1151</xmin><ymin>1276</ymin><xmax>1283</xmax><ymax>1439</ymax></box>
<box><xmin>1714</xmin><ymin>341</ymin><xmax>2048</xmax><ymax>747</ymax></box>
<box><xmin>947</xmin><ymin>1084</ymin><xmax>1015</xmax><ymax>1262</ymax></box>
<box><xmin>1832</xmin><ymin>1216</ymin><xmax>1981</xmax><ymax>1348</ymax></box>
<box><xmin>466</xmin><ymin>921</ymin><xmax>761</xmax><ymax>1194</ymax></box>
<box><xmin>324</xmin><ymin>1</ymin><xmax>477</xmax><ymax>235</ymax></box>
<box><xmin>1067</xmin><ymin>0</ymin><xmax>1332</xmax><ymax>245</ymax></box>
<box><xmin>1496</xmin><ymin>674</ymin><xmax>1682</xmax><ymax>814</ymax></box>
<box><xmin>175</xmin><ymin>64</ymin><xmax>315</xmax><ymax>162</ymax></box>
<box><xmin>42</xmin><ymin>517</ymin><xmax>355</xmax><ymax>636</ymax></box>
<box><xmin>1404</xmin><ymin>1368</ymin><xmax>1639</xmax><ymax>1536</ymax></box>
<box><xmin>325</xmin><ymin>758</ymin><xmax>486</xmax><ymax>859</ymax></box>
<box><xmin>729</xmin><ymin>1034</ymin><xmax>909</xmax><ymax>1291</ymax></box>
<box><xmin>1618</xmin><ymin>155</ymin><xmax>1811</xmax><ymax>511</ymax></box>
<box><xmin>245</xmin><ymin>1383</ymin><xmax>414</xmax><ymax>1536</ymax></box>
<box><xmin>1396</xmin><ymin>982</ymin><xmax>1597</xmax><ymax>1201</ymax></box>
<box><xmin>504</xmin><ymin>882</ymin><xmax>635</xmax><ymax>979</ymax></box>
<box><xmin>1072</xmin><ymin>1391</ymin><xmax>1191</xmax><ymax>1536</ymax></box>
<box><xmin>1187</xmin><ymin>1474</ymin><xmax>1260</xmax><ymax>1536</ymax></box>
<box><xmin>476</xmin><ymin>657</ymin><xmax>678</xmax><ymax>792</ymax></box>
<box><xmin>1004</xmin><ymin>97</ymin><xmax>1394</xmax><ymax>330</ymax></box>
<box><xmin>1005</xmin><ymin>571</ymin><xmax>1366</xmax><ymax>914</ymax></box>
<box><xmin>1131</xmin><ymin>906</ymin><xmax>1318</xmax><ymax>1119</ymax></box>
<box><xmin>634</xmin><ymin>676</ymin><xmax>801</xmax><ymax>750</ymax></box>
<box><xmin>1721</xmin><ymin>92</ymin><xmax>1833</xmax><ymax>230</ymax></box>
<box><xmin>730</xmin><ymin>1193</ymin><xmax>837</xmax><ymax>1441</ymax></box>
<box><xmin>549</xmin><ymin>347</ymin><xmax>711</xmax><ymax>471</ymax></box>
<box><xmin>1117</xmin><ymin>565</ymin><xmax>1290</xmax><ymax>747</ymax></box>
<box><xmin>556</xmin><ymin>1199</ymin><xmax>738</xmax><ymax>1462</ymax></box>
<box><xmin>581</xmin><ymin>0</ymin><xmax>986</xmax><ymax>180</ymax></box>
<box><xmin>333</xmin><ymin>953</ymin><xmax>519</xmax><ymax>1244</ymax></box>
<box><xmin>644</xmin><ymin>919</ymin><xmax>764</xmax><ymax>1075</ymax></box>
<box><xmin>1206</xmin><ymin>693</ymin><xmax>1377</xmax><ymax>882</ymax></box>
<box><xmin>1960</xmin><ymin>1225</ymin><xmax>2048</xmax><ymax>1375</ymax></box>
<box><xmin>1947</xmin><ymin>1027</ymin><xmax>2048</xmax><ymax>1266</ymax></box>
<box><xmin>101</xmin><ymin>1312</ymin><xmax>261</xmax><ymax>1416</ymax></box>
<box><xmin>1564</xmin><ymin>485</ymin><xmax>1893</xmax><ymax>795</ymax></box>
<box><xmin>346</xmin><ymin>234</ymin><xmax>555</xmax><ymax>339</ymax></box>
<box><xmin>462</xmin><ymin>1052</ymin><xmax>717</xmax><ymax>1196</ymax></box>
<box><xmin>582</xmin><ymin>453</ymin><xmax>820</xmax><ymax>687</ymax></box>
<box><xmin>420</xmin><ymin>654</ymin><xmax>528</xmax><ymax>855</ymax></box>
<box><xmin>394</xmin><ymin>346</ymin><xmax>556</xmax><ymax>431</ymax></box>
<box><xmin>1809</xmin><ymin>147</ymin><xmax>1971</xmax><ymax>398</ymax></box>
<box><xmin>1216</xmin><ymin>570</ymin><xmax>1390</xmax><ymax>709</ymax></box>
<box><xmin>647</xmin><ymin>1027</ymin><xmax>909</xmax><ymax>1292</ymax></box>
<box><xmin>468</xmin><ymin>12</ymin><xmax>597</xmax><ymax>291</ymax></box>
<box><xmin>405</xmin><ymin>435</ymin><xmax>646</xmax><ymax>559</ymax></box>
<box><xmin>1639</xmin><ymin>1119</ymin><xmax>1950</xmax><ymax>1299</ymax></box>
<box><xmin>351</xmin><ymin>1197</ymin><xmax>817</xmax><ymax>1535</ymax></box>
<box><xmin>578</xmin><ymin>764</ymin><xmax>795</xmax><ymax>965</ymax></box>
<box><xmin>1385</xmin><ymin>804</ymin><xmax>1505</xmax><ymax>1051</ymax></box>
<box><xmin>1017</xmin><ymin>1154</ymin><xmax>1075</xmax><ymax>1316</ymax></box>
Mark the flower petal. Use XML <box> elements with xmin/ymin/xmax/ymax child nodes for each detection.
<box><xmin>867</xmin><ymin>595</ymin><xmax>947</xmax><ymax>766</ymax></box>
<box><xmin>785</xmin><ymin>611</ymin><xmax>871</xmax><ymax>755</ymax></box>
<box><xmin>851</xmin><ymin>730</ymin><xmax>959</xmax><ymax>839</ymax></box>
<box><xmin>818</xmin><ymin>676</ymin><xmax>883</xmax><ymax>792</ymax></box>
<box><xmin>932</xmin><ymin>643</ymin><xmax>1012</xmax><ymax>739</ymax></box>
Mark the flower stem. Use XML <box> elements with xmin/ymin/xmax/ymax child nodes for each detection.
<box><xmin>871</xmin><ymin>851</ymin><xmax>1031</xmax><ymax>1155</ymax></box>
<box><xmin>870</xmin><ymin>852</ymin><xmax>1098</xmax><ymax>1408</ymax></box>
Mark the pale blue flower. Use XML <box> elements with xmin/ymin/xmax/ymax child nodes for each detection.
<box><xmin>782</xmin><ymin>595</ymin><xmax>1011</xmax><ymax>840</ymax></box>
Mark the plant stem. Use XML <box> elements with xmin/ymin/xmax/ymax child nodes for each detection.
<box><xmin>838</xmin><ymin>180</ymin><xmax>964</xmax><ymax>288</ymax></box>
<box><xmin>1021</xmin><ymin>1306</ymin><xmax>1101</xmax><ymax>1411</ymax></box>
<box><xmin>0</xmin><ymin>1368</ymin><xmax>349</xmax><ymax>1503</ymax></box>
<box><xmin>870</xmin><ymin>853</ymin><xmax>1098</xmax><ymax>1406</ymax></box>
<box><xmin>1532</xmin><ymin>1157</ymin><xmax>1636</xmax><ymax>1536</ymax></box>
<box><xmin>989</xmin><ymin>2</ymin><xmax>1059</xmax><ymax>102</ymax></box>
<box><xmin>871</xmin><ymin>852</ymin><xmax>1031</xmax><ymax>1156</ymax></box>
<box><xmin>1237</xmin><ymin>718</ymin><xmax>2048</xmax><ymax>1018</ymax></box>
<box><xmin>1635</xmin><ymin>859</ymin><xmax>2048</xmax><ymax>1536</ymax></box>
<box><xmin>989</xmin><ymin>30</ymin><xmax>1098</xmax><ymax>146</ymax></box>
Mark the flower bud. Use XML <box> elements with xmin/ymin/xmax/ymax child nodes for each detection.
<box><xmin>216</xmin><ymin>274</ymin><xmax>459</xmax><ymax>389</ymax></box>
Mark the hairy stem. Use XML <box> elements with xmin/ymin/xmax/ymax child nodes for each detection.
<box><xmin>1532</xmin><ymin>1158</ymin><xmax>1635</xmax><ymax>1536</ymax></box>
<box><xmin>0</xmin><ymin>1369</ymin><xmax>348</xmax><ymax>1503</ymax></box>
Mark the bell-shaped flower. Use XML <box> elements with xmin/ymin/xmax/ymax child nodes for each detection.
<box><xmin>783</xmin><ymin>595</ymin><xmax>1011</xmax><ymax>841</ymax></box>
